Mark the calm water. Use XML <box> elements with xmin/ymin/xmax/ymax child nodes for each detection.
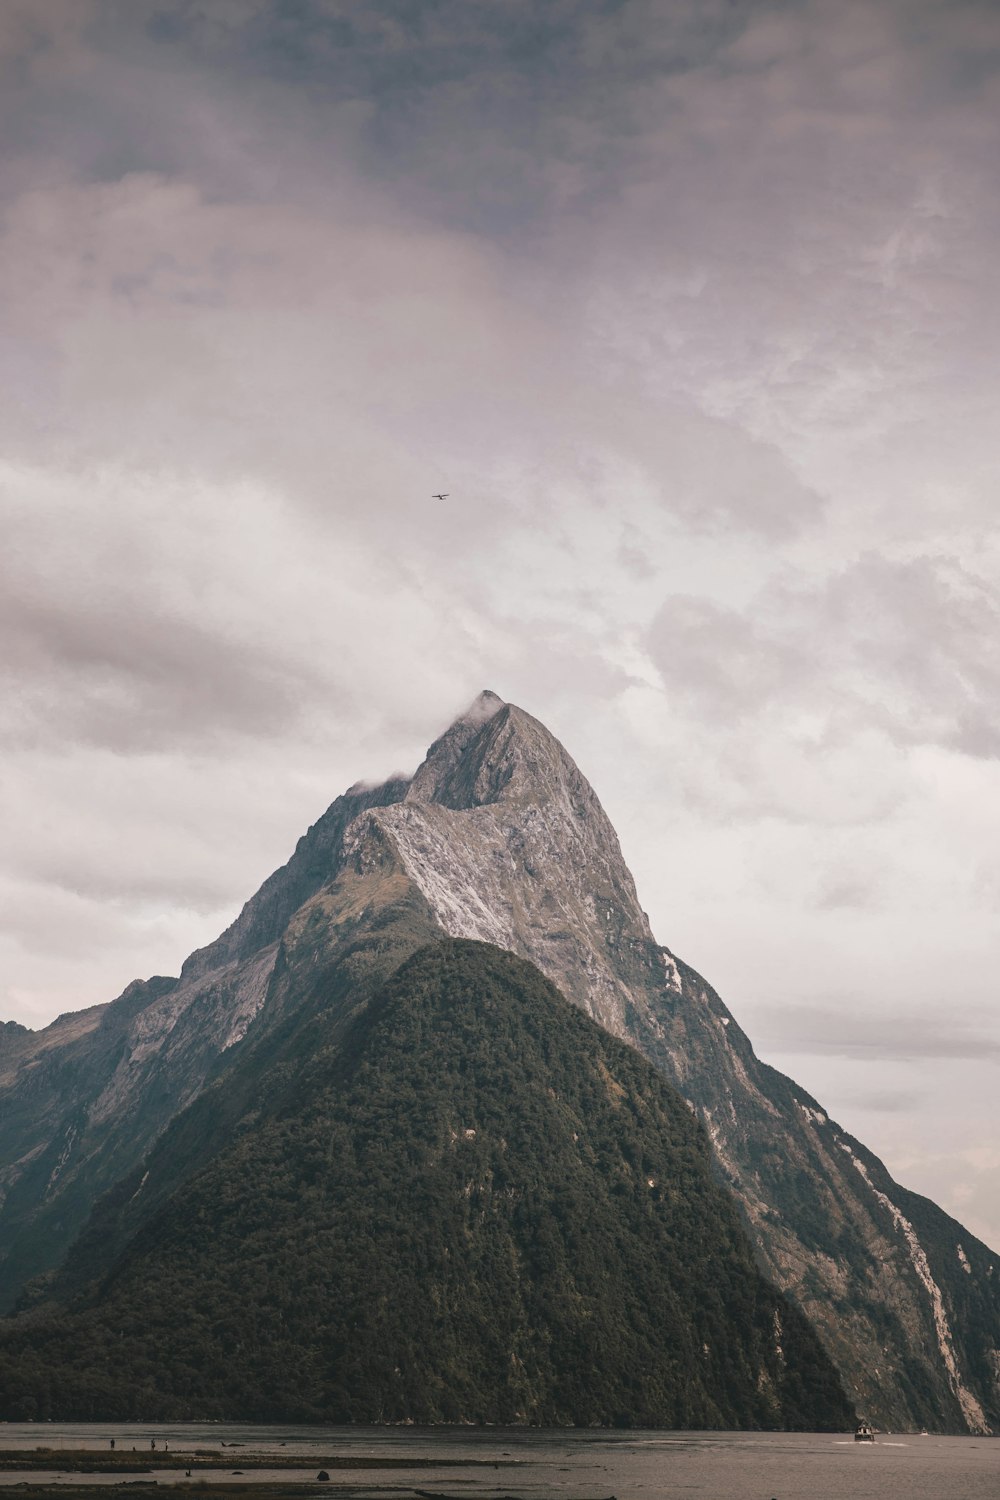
<box><xmin>0</xmin><ymin>1424</ymin><xmax>996</xmax><ymax>1499</ymax></box>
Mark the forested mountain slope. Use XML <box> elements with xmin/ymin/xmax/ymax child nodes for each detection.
<box><xmin>0</xmin><ymin>941</ymin><xmax>851</xmax><ymax>1430</ymax></box>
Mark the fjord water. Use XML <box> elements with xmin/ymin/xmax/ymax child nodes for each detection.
<box><xmin>0</xmin><ymin>1425</ymin><xmax>995</xmax><ymax>1498</ymax></box>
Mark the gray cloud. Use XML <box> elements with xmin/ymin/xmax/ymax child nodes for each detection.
<box><xmin>646</xmin><ymin>552</ymin><xmax>1000</xmax><ymax>775</ymax></box>
<box><xmin>836</xmin><ymin>1090</ymin><xmax>922</xmax><ymax>1116</ymax></box>
<box><xmin>755</xmin><ymin>1004</ymin><xmax>1000</xmax><ymax>1063</ymax></box>
<box><xmin>0</xmin><ymin>562</ymin><xmax>315</xmax><ymax>749</ymax></box>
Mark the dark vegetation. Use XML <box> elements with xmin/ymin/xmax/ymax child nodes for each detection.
<box><xmin>0</xmin><ymin>941</ymin><xmax>852</xmax><ymax>1429</ymax></box>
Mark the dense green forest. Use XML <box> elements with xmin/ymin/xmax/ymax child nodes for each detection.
<box><xmin>0</xmin><ymin>941</ymin><xmax>853</xmax><ymax>1428</ymax></box>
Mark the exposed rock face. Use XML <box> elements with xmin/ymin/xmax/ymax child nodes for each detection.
<box><xmin>354</xmin><ymin>693</ymin><xmax>655</xmax><ymax>1034</ymax></box>
<box><xmin>2</xmin><ymin>690</ymin><xmax>998</xmax><ymax>1434</ymax></box>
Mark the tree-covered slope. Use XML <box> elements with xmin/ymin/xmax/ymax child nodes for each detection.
<box><xmin>0</xmin><ymin>941</ymin><xmax>852</xmax><ymax>1430</ymax></box>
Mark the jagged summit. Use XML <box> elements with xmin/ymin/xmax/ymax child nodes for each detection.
<box><xmin>466</xmin><ymin>687</ymin><xmax>506</xmax><ymax>720</ymax></box>
<box><xmin>407</xmin><ymin>690</ymin><xmax>506</xmax><ymax>804</ymax></box>
<box><xmin>408</xmin><ymin>691</ymin><xmax>602</xmax><ymax>819</ymax></box>
<box><xmin>343</xmin><ymin>693</ymin><xmax>653</xmax><ymax>1034</ymax></box>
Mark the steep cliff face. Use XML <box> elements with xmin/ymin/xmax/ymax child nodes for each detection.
<box><xmin>2</xmin><ymin>690</ymin><xmax>997</xmax><ymax>1434</ymax></box>
<box><xmin>633</xmin><ymin>959</ymin><xmax>1000</xmax><ymax>1436</ymax></box>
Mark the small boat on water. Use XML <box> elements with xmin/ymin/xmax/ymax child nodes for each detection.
<box><xmin>854</xmin><ymin>1422</ymin><xmax>875</xmax><ymax>1443</ymax></box>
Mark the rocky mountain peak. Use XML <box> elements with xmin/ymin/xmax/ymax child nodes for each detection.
<box><xmin>0</xmin><ymin>1019</ymin><xmax>29</xmax><ymax>1046</ymax></box>
<box><xmin>348</xmin><ymin>693</ymin><xmax>656</xmax><ymax>1036</ymax></box>
<box><xmin>405</xmin><ymin>690</ymin><xmax>506</xmax><ymax>804</ymax></box>
<box><xmin>406</xmin><ymin>690</ymin><xmax>602</xmax><ymax>821</ymax></box>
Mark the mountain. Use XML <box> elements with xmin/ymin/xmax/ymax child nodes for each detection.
<box><xmin>0</xmin><ymin>941</ymin><xmax>851</xmax><ymax>1428</ymax></box>
<box><xmin>1</xmin><ymin>690</ymin><xmax>998</xmax><ymax>1431</ymax></box>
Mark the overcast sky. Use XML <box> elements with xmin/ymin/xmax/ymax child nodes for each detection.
<box><xmin>3</xmin><ymin>0</ymin><xmax>999</xmax><ymax>1249</ymax></box>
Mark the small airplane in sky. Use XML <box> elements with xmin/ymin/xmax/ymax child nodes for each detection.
<box><xmin>432</xmin><ymin>492</ymin><xmax>449</xmax><ymax>500</ymax></box>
